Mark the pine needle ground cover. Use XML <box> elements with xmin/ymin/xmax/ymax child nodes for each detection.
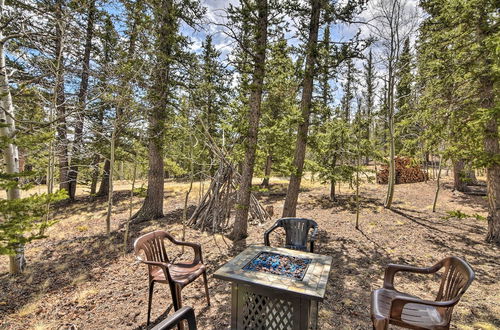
<box><xmin>0</xmin><ymin>177</ymin><xmax>498</xmax><ymax>329</ymax></box>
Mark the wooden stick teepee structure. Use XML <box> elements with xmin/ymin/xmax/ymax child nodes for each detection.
<box><xmin>188</xmin><ymin>121</ymin><xmax>270</xmax><ymax>232</ymax></box>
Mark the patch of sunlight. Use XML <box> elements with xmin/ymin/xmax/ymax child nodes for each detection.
<box><xmin>395</xmin><ymin>220</ymin><xmax>405</xmax><ymax>225</ymax></box>
<box><xmin>74</xmin><ymin>288</ymin><xmax>99</xmax><ymax>306</ymax></box>
<box><xmin>456</xmin><ymin>325</ymin><xmax>473</xmax><ymax>330</ymax></box>
<box><xmin>472</xmin><ymin>322</ymin><xmax>498</xmax><ymax>330</ymax></box>
<box><xmin>54</xmin><ymin>263</ymin><xmax>68</xmax><ymax>272</ymax></box>
<box><xmin>376</xmin><ymin>205</ymin><xmax>384</xmax><ymax>213</ymax></box>
<box><xmin>33</xmin><ymin>322</ymin><xmax>55</xmax><ymax>330</ymax></box>
<box><xmin>76</xmin><ymin>225</ymin><xmax>89</xmax><ymax>232</ymax></box>
<box><xmin>341</xmin><ymin>298</ymin><xmax>354</xmax><ymax>307</ymax></box>
<box><xmin>71</xmin><ymin>273</ymin><xmax>88</xmax><ymax>286</ymax></box>
<box><xmin>28</xmin><ymin>246</ymin><xmax>42</xmax><ymax>255</ymax></box>
<box><xmin>42</xmin><ymin>278</ymin><xmax>51</xmax><ymax>290</ymax></box>
<box><xmin>17</xmin><ymin>301</ymin><xmax>39</xmax><ymax>317</ymax></box>
<box><xmin>318</xmin><ymin>309</ymin><xmax>333</xmax><ymax>319</ymax></box>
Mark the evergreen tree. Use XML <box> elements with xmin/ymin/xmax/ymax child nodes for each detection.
<box><xmin>362</xmin><ymin>49</ymin><xmax>376</xmax><ymax>164</ymax></box>
<box><xmin>418</xmin><ymin>0</ymin><xmax>499</xmax><ymax>243</ymax></box>
<box><xmin>282</xmin><ymin>0</ymin><xmax>322</xmax><ymax>217</ymax></box>
<box><xmin>231</xmin><ymin>0</ymin><xmax>268</xmax><ymax>240</ymax></box>
<box><xmin>191</xmin><ymin>35</ymin><xmax>231</xmax><ymax>172</ymax></box>
<box><xmin>258</xmin><ymin>35</ymin><xmax>300</xmax><ymax>188</ymax></box>
<box><xmin>283</xmin><ymin>0</ymin><xmax>367</xmax><ymax>217</ymax></box>
<box><xmin>132</xmin><ymin>0</ymin><xmax>204</xmax><ymax>223</ymax></box>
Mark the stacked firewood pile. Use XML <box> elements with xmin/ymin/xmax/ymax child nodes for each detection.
<box><xmin>376</xmin><ymin>157</ymin><xmax>428</xmax><ymax>184</ymax></box>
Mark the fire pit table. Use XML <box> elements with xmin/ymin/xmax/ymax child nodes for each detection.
<box><xmin>214</xmin><ymin>245</ymin><xmax>332</xmax><ymax>330</ymax></box>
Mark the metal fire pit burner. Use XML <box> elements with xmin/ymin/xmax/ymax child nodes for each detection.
<box><xmin>243</xmin><ymin>251</ymin><xmax>311</xmax><ymax>280</ymax></box>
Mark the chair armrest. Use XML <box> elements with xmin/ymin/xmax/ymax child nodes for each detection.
<box><xmin>165</xmin><ymin>235</ymin><xmax>203</xmax><ymax>263</ymax></box>
<box><xmin>264</xmin><ymin>222</ymin><xmax>280</xmax><ymax>246</ymax></box>
<box><xmin>383</xmin><ymin>263</ymin><xmax>440</xmax><ymax>290</ymax></box>
<box><xmin>151</xmin><ymin>306</ymin><xmax>197</xmax><ymax>330</ymax></box>
<box><xmin>179</xmin><ymin>241</ymin><xmax>203</xmax><ymax>263</ymax></box>
<box><xmin>136</xmin><ymin>257</ymin><xmax>172</xmax><ymax>279</ymax></box>
<box><xmin>389</xmin><ymin>295</ymin><xmax>459</xmax><ymax>321</ymax></box>
<box><xmin>310</xmin><ymin>225</ymin><xmax>318</xmax><ymax>241</ymax></box>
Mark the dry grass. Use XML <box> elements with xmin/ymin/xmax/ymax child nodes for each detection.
<box><xmin>0</xmin><ymin>175</ymin><xmax>498</xmax><ymax>329</ymax></box>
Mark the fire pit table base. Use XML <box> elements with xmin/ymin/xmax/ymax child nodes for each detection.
<box><xmin>214</xmin><ymin>246</ymin><xmax>331</xmax><ymax>330</ymax></box>
<box><xmin>231</xmin><ymin>283</ymin><xmax>318</xmax><ymax>330</ymax></box>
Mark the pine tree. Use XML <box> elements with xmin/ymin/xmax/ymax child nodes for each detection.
<box><xmin>283</xmin><ymin>0</ymin><xmax>367</xmax><ymax>216</ymax></box>
<box><xmin>191</xmin><ymin>35</ymin><xmax>230</xmax><ymax>172</ymax></box>
<box><xmin>362</xmin><ymin>49</ymin><xmax>376</xmax><ymax>164</ymax></box>
<box><xmin>231</xmin><ymin>0</ymin><xmax>268</xmax><ymax>240</ymax></box>
<box><xmin>132</xmin><ymin>0</ymin><xmax>204</xmax><ymax>223</ymax></box>
<box><xmin>282</xmin><ymin>0</ymin><xmax>322</xmax><ymax>217</ymax></box>
<box><xmin>67</xmin><ymin>0</ymin><xmax>97</xmax><ymax>200</ymax></box>
<box><xmin>259</xmin><ymin>35</ymin><xmax>299</xmax><ymax>188</ymax></box>
<box><xmin>418</xmin><ymin>0</ymin><xmax>499</xmax><ymax>243</ymax></box>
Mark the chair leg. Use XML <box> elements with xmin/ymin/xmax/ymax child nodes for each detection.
<box><xmin>147</xmin><ymin>281</ymin><xmax>155</xmax><ymax>325</ymax></box>
<box><xmin>372</xmin><ymin>317</ymin><xmax>389</xmax><ymax>330</ymax></box>
<box><xmin>174</xmin><ymin>285</ymin><xmax>184</xmax><ymax>330</ymax></box>
<box><xmin>176</xmin><ymin>285</ymin><xmax>183</xmax><ymax>309</ymax></box>
<box><xmin>170</xmin><ymin>282</ymin><xmax>179</xmax><ymax>311</ymax></box>
<box><xmin>203</xmin><ymin>271</ymin><xmax>210</xmax><ymax>306</ymax></box>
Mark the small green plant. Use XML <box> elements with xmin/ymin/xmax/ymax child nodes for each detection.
<box><xmin>472</xmin><ymin>213</ymin><xmax>486</xmax><ymax>221</ymax></box>
<box><xmin>442</xmin><ymin>210</ymin><xmax>469</xmax><ymax>220</ymax></box>
<box><xmin>442</xmin><ymin>210</ymin><xmax>487</xmax><ymax>221</ymax></box>
<box><xmin>0</xmin><ymin>189</ymin><xmax>67</xmax><ymax>255</ymax></box>
<box><xmin>132</xmin><ymin>186</ymin><xmax>147</xmax><ymax>197</ymax></box>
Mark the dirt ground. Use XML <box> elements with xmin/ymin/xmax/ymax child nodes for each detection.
<box><xmin>1</xmin><ymin>175</ymin><xmax>499</xmax><ymax>330</ymax></box>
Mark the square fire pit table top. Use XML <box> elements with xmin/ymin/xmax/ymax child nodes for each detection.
<box><xmin>214</xmin><ymin>245</ymin><xmax>332</xmax><ymax>301</ymax></box>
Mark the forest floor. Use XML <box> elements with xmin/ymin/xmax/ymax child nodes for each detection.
<box><xmin>1</xmin><ymin>174</ymin><xmax>499</xmax><ymax>330</ymax></box>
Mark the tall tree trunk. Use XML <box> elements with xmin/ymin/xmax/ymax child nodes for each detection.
<box><xmin>89</xmin><ymin>154</ymin><xmax>100</xmax><ymax>195</ymax></box>
<box><xmin>105</xmin><ymin>125</ymin><xmax>116</xmax><ymax>234</ymax></box>
<box><xmin>432</xmin><ymin>155</ymin><xmax>443</xmax><ymax>212</ymax></box>
<box><xmin>261</xmin><ymin>154</ymin><xmax>272</xmax><ymax>188</ymax></box>
<box><xmin>97</xmin><ymin>159</ymin><xmax>110</xmax><ymax>196</ymax></box>
<box><xmin>68</xmin><ymin>0</ymin><xmax>96</xmax><ymax>200</ymax></box>
<box><xmin>485</xmin><ymin>115</ymin><xmax>500</xmax><ymax>243</ymax></box>
<box><xmin>282</xmin><ymin>0</ymin><xmax>321</xmax><ymax>217</ymax></box>
<box><xmin>384</xmin><ymin>4</ymin><xmax>398</xmax><ymax>209</ymax></box>
<box><xmin>54</xmin><ymin>0</ymin><xmax>69</xmax><ymax>193</ymax></box>
<box><xmin>0</xmin><ymin>20</ymin><xmax>24</xmax><ymax>273</ymax></box>
<box><xmin>477</xmin><ymin>12</ymin><xmax>500</xmax><ymax>243</ymax></box>
<box><xmin>231</xmin><ymin>0</ymin><xmax>268</xmax><ymax>240</ymax></box>
<box><xmin>355</xmin><ymin>154</ymin><xmax>360</xmax><ymax>230</ymax></box>
<box><xmin>453</xmin><ymin>159</ymin><xmax>468</xmax><ymax>192</ymax></box>
<box><xmin>132</xmin><ymin>0</ymin><xmax>175</xmax><ymax>223</ymax></box>
<box><xmin>330</xmin><ymin>179</ymin><xmax>336</xmax><ymax>201</ymax></box>
<box><xmin>124</xmin><ymin>162</ymin><xmax>137</xmax><ymax>252</ymax></box>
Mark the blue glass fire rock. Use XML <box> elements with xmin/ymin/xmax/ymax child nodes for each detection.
<box><xmin>242</xmin><ymin>252</ymin><xmax>312</xmax><ymax>280</ymax></box>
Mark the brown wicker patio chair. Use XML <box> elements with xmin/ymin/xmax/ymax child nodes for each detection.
<box><xmin>264</xmin><ymin>217</ymin><xmax>318</xmax><ymax>252</ymax></box>
<box><xmin>134</xmin><ymin>230</ymin><xmax>210</xmax><ymax>325</ymax></box>
<box><xmin>371</xmin><ymin>256</ymin><xmax>474</xmax><ymax>330</ymax></box>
